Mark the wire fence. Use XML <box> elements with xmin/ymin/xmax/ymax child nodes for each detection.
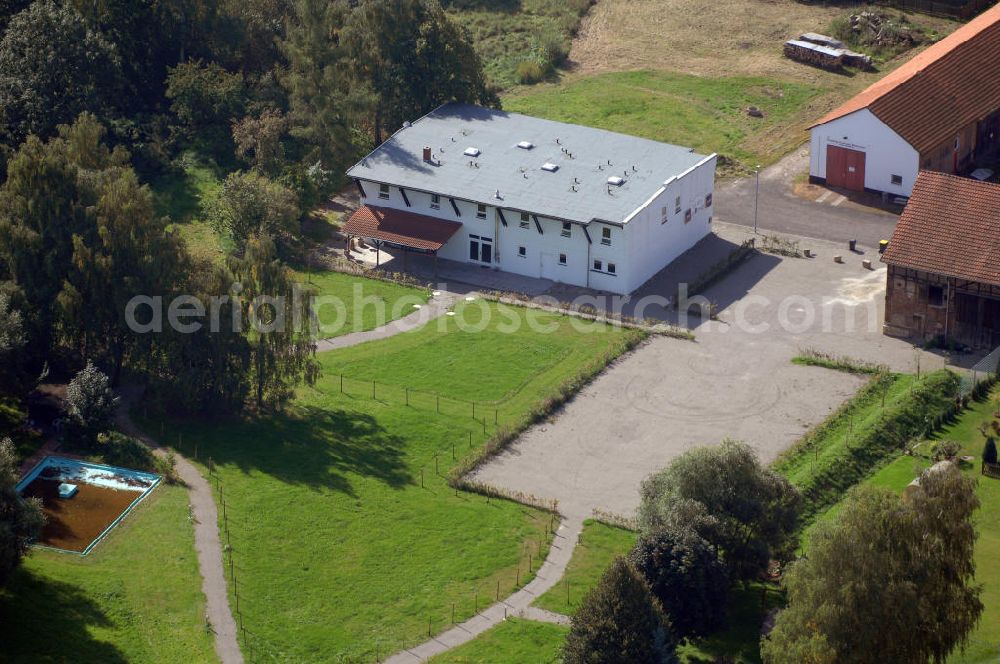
<box><xmin>331</xmin><ymin>372</ymin><xmax>504</xmax><ymax>432</ymax></box>
<box><xmin>960</xmin><ymin>344</ymin><xmax>1000</xmax><ymax>398</ymax></box>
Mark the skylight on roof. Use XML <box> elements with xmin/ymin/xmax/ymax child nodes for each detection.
<box><xmin>463</xmin><ymin>147</ymin><xmax>481</xmax><ymax>157</ymax></box>
<box><xmin>541</xmin><ymin>162</ymin><xmax>559</xmax><ymax>172</ymax></box>
<box><xmin>517</xmin><ymin>141</ymin><xmax>534</xmax><ymax>150</ymax></box>
<box><xmin>607</xmin><ymin>176</ymin><xmax>625</xmax><ymax>186</ymax></box>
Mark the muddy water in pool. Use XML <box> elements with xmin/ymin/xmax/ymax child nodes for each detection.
<box><xmin>22</xmin><ymin>477</ymin><xmax>142</xmax><ymax>552</ymax></box>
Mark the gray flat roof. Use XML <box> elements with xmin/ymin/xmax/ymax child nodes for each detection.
<box><xmin>346</xmin><ymin>103</ymin><xmax>712</xmax><ymax>225</ymax></box>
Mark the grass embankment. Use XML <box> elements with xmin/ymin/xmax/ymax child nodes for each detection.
<box><xmin>427</xmin><ymin>617</ymin><xmax>569</xmax><ymax>664</ymax></box>
<box><xmin>0</xmin><ymin>486</ymin><xmax>216</xmax><ymax>663</ymax></box>
<box><xmin>533</xmin><ymin>519</ymin><xmax>636</xmax><ymax>616</ymax></box>
<box><xmin>773</xmin><ymin>368</ymin><xmax>960</xmax><ymax>526</ymax></box>
<box><xmin>504</xmin><ymin>71</ymin><xmax>822</xmax><ymax>172</ymax></box>
<box><xmin>446</xmin><ymin>0</ymin><xmax>592</xmax><ymax>87</ymax></box>
<box><xmin>153</xmin><ymin>301</ymin><xmax>642</xmax><ymax>661</ymax></box>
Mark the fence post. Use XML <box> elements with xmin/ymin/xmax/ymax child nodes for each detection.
<box><xmin>436</xmin><ymin>394</ymin><xmax>440</xmax><ymax>413</ymax></box>
<box><xmin>340</xmin><ymin>374</ymin><xmax>343</xmax><ymax>393</ymax></box>
<box><xmin>469</xmin><ymin>431</ymin><xmax>472</xmax><ymax>448</ymax></box>
<box><xmin>406</xmin><ymin>388</ymin><xmax>409</xmax><ymax>406</ymax></box>
<box><xmin>472</xmin><ymin>401</ymin><xmax>476</xmax><ymax>419</ymax></box>
<box><xmin>372</xmin><ymin>380</ymin><xmax>376</xmax><ymax>400</ymax></box>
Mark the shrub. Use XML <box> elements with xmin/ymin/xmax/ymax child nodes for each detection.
<box><xmin>983</xmin><ymin>437</ymin><xmax>998</xmax><ymax>466</ymax></box>
<box><xmin>516</xmin><ymin>60</ymin><xmax>547</xmax><ymax>85</ymax></box>
<box><xmin>931</xmin><ymin>439</ymin><xmax>961</xmax><ymax>462</ymax></box>
<box><xmin>564</xmin><ymin>557</ymin><xmax>677</xmax><ymax>664</ymax></box>
<box><xmin>630</xmin><ymin>528</ymin><xmax>729</xmax><ymax>639</ymax></box>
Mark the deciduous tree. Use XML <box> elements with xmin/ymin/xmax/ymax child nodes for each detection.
<box><xmin>64</xmin><ymin>361</ymin><xmax>119</xmax><ymax>448</ymax></box>
<box><xmin>206</xmin><ymin>170</ymin><xmax>300</xmax><ymax>252</ymax></box>
<box><xmin>0</xmin><ymin>436</ymin><xmax>44</xmax><ymax>587</ymax></box>
<box><xmin>225</xmin><ymin>235</ymin><xmax>318</xmax><ymax>410</ymax></box>
<box><xmin>564</xmin><ymin>556</ymin><xmax>677</xmax><ymax>664</ymax></box>
<box><xmin>761</xmin><ymin>466</ymin><xmax>983</xmax><ymax>664</ymax></box>
<box><xmin>639</xmin><ymin>440</ymin><xmax>801</xmax><ymax>582</ymax></box>
<box><xmin>630</xmin><ymin>528</ymin><xmax>729</xmax><ymax>639</ymax></box>
<box><xmin>0</xmin><ymin>1</ymin><xmax>120</xmax><ymax>145</ymax></box>
<box><xmin>342</xmin><ymin>0</ymin><xmax>499</xmax><ymax>144</ymax></box>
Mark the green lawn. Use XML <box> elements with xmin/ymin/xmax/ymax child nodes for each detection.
<box><xmin>0</xmin><ymin>485</ymin><xmax>216</xmax><ymax>663</ymax></box>
<box><xmin>154</xmin><ymin>301</ymin><xmax>642</xmax><ymax>662</ymax></box>
<box><xmin>533</xmin><ymin>519</ymin><xmax>637</xmax><ymax>616</ymax></box>
<box><xmin>503</xmin><ymin>70</ymin><xmax>823</xmax><ymax>171</ymax></box>
<box><xmin>297</xmin><ymin>269</ymin><xmax>430</xmax><ymax>338</ymax></box>
<box><xmin>427</xmin><ymin>618</ymin><xmax>569</xmax><ymax>664</ymax></box>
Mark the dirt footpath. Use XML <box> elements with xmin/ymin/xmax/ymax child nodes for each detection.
<box><xmin>473</xmin><ymin>227</ymin><xmax>944</xmax><ymax>517</ymax></box>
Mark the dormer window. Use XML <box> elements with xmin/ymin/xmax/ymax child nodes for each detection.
<box><xmin>378</xmin><ymin>183</ymin><xmax>390</xmax><ymax>200</ymax></box>
<box><xmin>519</xmin><ymin>212</ymin><xmax>530</xmax><ymax>229</ymax></box>
<box><xmin>561</xmin><ymin>222</ymin><xmax>572</xmax><ymax>238</ymax></box>
<box><xmin>430</xmin><ymin>193</ymin><xmax>440</xmax><ymax>209</ymax></box>
<box><xmin>476</xmin><ymin>204</ymin><xmax>487</xmax><ymax>219</ymax></box>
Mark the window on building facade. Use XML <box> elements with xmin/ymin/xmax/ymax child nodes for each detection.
<box><xmin>705</xmin><ymin>193</ymin><xmax>713</xmax><ymax>208</ymax></box>
<box><xmin>891</xmin><ymin>174</ymin><xmax>903</xmax><ymax>186</ymax></box>
<box><xmin>518</xmin><ymin>246</ymin><xmax>526</xmax><ymax>257</ymax></box>
<box><xmin>477</xmin><ymin>203</ymin><xmax>487</xmax><ymax>219</ymax></box>
<box><xmin>520</xmin><ymin>212</ymin><xmax>530</xmax><ymax>229</ymax></box>
<box><xmin>607</xmin><ymin>263</ymin><xmax>616</xmax><ymax>274</ymax></box>
<box><xmin>593</xmin><ymin>260</ymin><xmax>602</xmax><ymax>271</ymax></box>
<box><xmin>378</xmin><ymin>183</ymin><xmax>390</xmax><ymax>200</ymax></box>
<box><xmin>928</xmin><ymin>285</ymin><xmax>945</xmax><ymax>307</ymax></box>
<box><xmin>601</xmin><ymin>227</ymin><xmax>612</xmax><ymax>245</ymax></box>
<box><xmin>675</xmin><ymin>196</ymin><xmax>681</xmax><ymax>214</ymax></box>
<box><xmin>661</xmin><ymin>206</ymin><xmax>668</xmax><ymax>223</ymax></box>
<box><xmin>430</xmin><ymin>193</ymin><xmax>440</xmax><ymax>209</ymax></box>
<box><xmin>559</xmin><ymin>253</ymin><xmax>567</xmax><ymax>265</ymax></box>
<box><xmin>684</xmin><ymin>209</ymin><xmax>692</xmax><ymax>223</ymax></box>
<box><xmin>561</xmin><ymin>222</ymin><xmax>572</xmax><ymax>238</ymax></box>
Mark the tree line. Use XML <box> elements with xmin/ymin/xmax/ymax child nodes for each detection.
<box><xmin>0</xmin><ymin>0</ymin><xmax>496</xmax><ymax>413</ymax></box>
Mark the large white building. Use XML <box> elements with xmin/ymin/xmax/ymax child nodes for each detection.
<box><xmin>344</xmin><ymin>103</ymin><xmax>717</xmax><ymax>295</ymax></box>
<box><xmin>808</xmin><ymin>2</ymin><xmax>1000</xmax><ymax>197</ymax></box>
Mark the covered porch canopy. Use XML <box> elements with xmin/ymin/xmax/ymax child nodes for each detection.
<box><xmin>342</xmin><ymin>204</ymin><xmax>462</xmax><ymax>266</ymax></box>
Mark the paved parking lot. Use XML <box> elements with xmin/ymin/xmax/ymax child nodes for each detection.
<box><xmin>472</xmin><ymin>225</ymin><xmax>945</xmax><ymax>519</ymax></box>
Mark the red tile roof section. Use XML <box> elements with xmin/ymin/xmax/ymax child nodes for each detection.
<box><xmin>342</xmin><ymin>205</ymin><xmax>462</xmax><ymax>251</ymax></box>
<box><xmin>812</xmin><ymin>3</ymin><xmax>1000</xmax><ymax>154</ymax></box>
<box><xmin>882</xmin><ymin>171</ymin><xmax>1000</xmax><ymax>286</ymax></box>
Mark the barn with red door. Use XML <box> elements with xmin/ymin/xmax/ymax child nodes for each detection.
<box><xmin>809</xmin><ymin>2</ymin><xmax>1000</xmax><ymax>197</ymax></box>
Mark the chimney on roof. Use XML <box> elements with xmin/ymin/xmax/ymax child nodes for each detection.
<box><xmin>423</xmin><ymin>146</ymin><xmax>432</xmax><ymax>162</ymax></box>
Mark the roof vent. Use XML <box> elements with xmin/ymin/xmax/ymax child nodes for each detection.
<box><xmin>517</xmin><ymin>141</ymin><xmax>534</xmax><ymax>150</ymax></box>
<box><xmin>463</xmin><ymin>147</ymin><xmax>481</xmax><ymax>157</ymax></box>
<box><xmin>607</xmin><ymin>176</ymin><xmax>625</xmax><ymax>186</ymax></box>
<box><xmin>541</xmin><ymin>162</ymin><xmax>559</xmax><ymax>172</ymax></box>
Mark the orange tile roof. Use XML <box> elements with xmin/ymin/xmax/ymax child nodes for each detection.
<box><xmin>882</xmin><ymin>171</ymin><xmax>1000</xmax><ymax>285</ymax></box>
<box><xmin>342</xmin><ymin>205</ymin><xmax>461</xmax><ymax>251</ymax></box>
<box><xmin>812</xmin><ymin>3</ymin><xmax>1000</xmax><ymax>155</ymax></box>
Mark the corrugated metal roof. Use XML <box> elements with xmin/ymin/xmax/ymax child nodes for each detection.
<box><xmin>346</xmin><ymin>103</ymin><xmax>713</xmax><ymax>225</ymax></box>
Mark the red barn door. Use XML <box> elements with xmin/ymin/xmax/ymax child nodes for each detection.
<box><xmin>826</xmin><ymin>145</ymin><xmax>866</xmax><ymax>192</ymax></box>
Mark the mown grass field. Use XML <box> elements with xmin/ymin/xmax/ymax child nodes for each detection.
<box><xmin>152</xmin><ymin>301</ymin><xmax>642</xmax><ymax>661</ymax></box>
<box><xmin>0</xmin><ymin>486</ymin><xmax>216</xmax><ymax>663</ymax></box>
<box><xmin>504</xmin><ymin>71</ymin><xmax>822</xmax><ymax>171</ymax></box>
<box><xmin>533</xmin><ymin>519</ymin><xmax>636</xmax><ymax>616</ymax></box>
<box><xmin>427</xmin><ymin>617</ymin><xmax>568</xmax><ymax>664</ymax></box>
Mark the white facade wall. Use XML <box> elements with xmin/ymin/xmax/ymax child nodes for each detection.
<box><xmin>622</xmin><ymin>155</ymin><xmax>716</xmax><ymax>293</ymax></box>
<box><xmin>809</xmin><ymin>108</ymin><xmax>920</xmax><ymax>196</ymax></box>
<box><xmin>356</xmin><ymin>161</ymin><xmax>715</xmax><ymax>295</ymax></box>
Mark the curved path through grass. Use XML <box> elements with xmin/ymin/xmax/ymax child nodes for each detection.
<box><xmin>117</xmin><ymin>400</ymin><xmax>242</xmax><ymax>664</ymax></box>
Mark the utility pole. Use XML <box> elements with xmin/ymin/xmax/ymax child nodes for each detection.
<box><xmin>753</xmin><ymin>164</ymin><xmax>761</xmax><ymax>234</ymax></box>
